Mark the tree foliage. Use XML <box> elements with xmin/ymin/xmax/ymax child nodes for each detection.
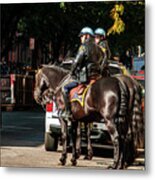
<box><xmin>1</xmin><ymin>1</ymin><xmax>145</xmax><ymax>64</ymax></box>
<box><xmin>107</xmin><ymin>3</ymin><xmax>125</xmax><ymax>35</ymax></box>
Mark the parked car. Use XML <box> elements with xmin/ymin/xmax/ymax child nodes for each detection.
<box><xmin>45</xmin><ymin>102</ymin><xmax>61</xmax><ymax>151</ymax></box>
<box><xmin>44</xmin><ymin>60</ymin><xmax>127</xmax><ymax>151</ymax></box>
<box><xmin>108</xmin><ymin>60</ymin><xmax>130</xmax><ymax>76</ymax></box>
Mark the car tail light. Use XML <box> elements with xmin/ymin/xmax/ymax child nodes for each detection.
<box><xmin>46</xmin><ymin>102</ymin><xmax>53</xmax><ymax>112</ymax></box>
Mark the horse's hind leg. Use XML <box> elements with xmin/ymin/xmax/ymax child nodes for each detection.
<box><xmin>104</xmin><ymin>118</ymin><xmax>121</xmax><ymax>169</ymax></box>
<box><xmin>116</xmin><ymin>119</ymin><xmax>129</xmax><ymax>169</ymax></box>
<box><xmin>76</xmin><ymin>121</ymin><xmax>81</xmax><ymax>159</ymax></box>
<box><xmin>59</xmin><ymin>118</ymin><xmax>68</xmax><ymax>165</ymax></box>
<box><xmin>84</xmin><ymin>122</ymin><xmax>93</xmax><ymax>160</ymax></box>
<box><xmin>70</xmin><ymin>121</ymin><xmax>78</xmax><ymax>166</ymax></box>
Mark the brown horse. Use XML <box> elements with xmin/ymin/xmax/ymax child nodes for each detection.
<box><xmin>34</xmin><ymin>64</ymin><xmax>144</xmax><ymax>169</ymax></box>
<box><xmin>80</xmin><ymin>73</ymin><xmax>144</xmax><ymax>163</ymax></box>
<box><xmin>83</xmin><ymin>74</ymin><xmax>144</xmax><ymax>164</ymax></box>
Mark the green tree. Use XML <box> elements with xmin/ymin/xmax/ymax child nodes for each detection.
<box><xmin>1</xmin><ymin>1</ymin><xmax>145</xmax><ymax>66</ymax></box>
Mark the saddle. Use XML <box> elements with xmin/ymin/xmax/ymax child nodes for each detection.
<box><xmin>69</xmin><ymin>78</ymin><xmax>97</xmax><ymax>107</ymax></box>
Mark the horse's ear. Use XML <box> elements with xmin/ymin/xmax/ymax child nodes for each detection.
<box><xmin>38</xmin><ymin>64</ymin><xmax>43</xmax><ymax>69</ymax></box>
<box><xmin>39</xmin><ymin>64</ymin><xmax>49</xmax><ymax>69</ymax></box>
<box><xmin>48</xmin><ymin>61</ymin><xmax>54</xmax><ymax>65</ymax></box>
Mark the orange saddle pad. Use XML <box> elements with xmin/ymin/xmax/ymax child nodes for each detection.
<box><xmin>69</xmin><ymin>79</ymin><xmax>96</xmax><ymax>107</ymax></box>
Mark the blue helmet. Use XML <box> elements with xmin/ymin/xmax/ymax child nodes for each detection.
<box><xmin>94</xmin><ymin>28</ymin><xmax>106</xmax><ymax>37</ymax></box>
<box><xmin>79</xmin><ymin>27</ymin><xmax>94</xmax><ymax>37</ymax></box>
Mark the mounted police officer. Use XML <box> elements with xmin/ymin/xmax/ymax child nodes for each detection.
<box><xmin>94</xmin><ymin>28</ymin><xmax>111</xmax><ymax>76</ymax></box>
<box><xmin>94</xmin><ymin>28</ymin><xmax>111</xmax><ymax>60</ymax></box>
<box><xmin>61</xmin><ymin>27</ymin><xmax>105</xmax><ymax>119</ymax></box>
<box><xmin>71</xmin><ymin>27</ymin><xmax>104</xmax><ymax>82</ymax></box>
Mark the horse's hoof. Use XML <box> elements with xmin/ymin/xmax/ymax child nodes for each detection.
<box><xmin>58</xmin><ymin>162</ymin><xmax>65</xmax><ymax>166</ymax></box>
<box><xmin>76</xmin><ymin>152</ymin><xmax>81</xmax><ymax>159</ymax></box>
<box><xmin>83</xmin><ymin>155</ymin><xmax>88</xmax><ymax>160</ymax></box>
<box><xmin>59</xmin><ymin>157</ymin><xmax>66</xmax><ymax>166</ymax></box>
<box><xmin>88</xmin><ymin>156</ymin><xmax>93</xmax><ymax>160</ymax></box>
<box><xmin>83</xmin><ymin>155</ymin><xmax>93</xmax><ymax>160</ymax></box>
<box><xmin>59</xmin><ymin>160</ymin><xmax>66</xmax><ymax>166</ymax></box>
<box><xmin>107</xmin><ymin>164</ymin><xmax>125</xmax><ymax>170</ymax></box>
<box><xmin>76</xmin><ymin>149</ymin><xmax>81</xmax><ymax>158</ymax></box>
<box><xmin>107</xmin><ymin>165</ymin><xmax>116</xmax><ymax>169</ymax></box>
<box><xmin>76</xmin><ymin>154</ymin><xmax>80</xmax><ymax>159</ymax></box>
<box><xmin>117</xmin><ymin>164</ymin><xmax>126</xmax><ymax>169</ymax></box>
<box><xmin>71</xmin><ymin>158</ymin><xmax>77</xmax><ymax>166</ymax></box>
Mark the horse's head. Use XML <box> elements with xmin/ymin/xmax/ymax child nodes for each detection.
<box><xmin>34</xmin><ymin>64</ymin><xmax>70</xmax><ymax>107</ymax></box>
<box><xmin>34</xmin><ymin>68</ymin><xmax>50</xmax><ymax>105</ymax></box>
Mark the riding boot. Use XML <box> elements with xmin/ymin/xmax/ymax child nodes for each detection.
<box><xmin>61</xmin><ymin>91</ymin><xmax>72</xmax><ymax>119</ymax></box>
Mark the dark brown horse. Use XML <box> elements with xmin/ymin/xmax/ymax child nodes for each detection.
<box><xmin>80</xmin><ymin>73</ymin><xmax>144</xmax><ymax>163</ymax></box>
<box><xmin>34</xmin><ymin>64</ymin><xmax>144</xmax><ymax>169</ymax></box>
<box><xmin>83</xmin><ymin>73</ymin><xmax>144</xmax><ymax>164</ymax></box>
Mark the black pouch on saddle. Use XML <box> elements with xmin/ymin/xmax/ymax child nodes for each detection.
<box><xmin>78</xmin><ymin>66</ymin><xmax>88</xmax><ymax>83</ymax></box>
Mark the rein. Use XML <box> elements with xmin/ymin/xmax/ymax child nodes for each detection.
<box><xmin>54</xmin><ymin>73</ymin><xmax>72</xmax><ymax>95</ymax></box>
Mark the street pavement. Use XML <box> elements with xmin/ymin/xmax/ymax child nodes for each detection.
<box><xmin>1</xmin><ymin>109</ymin><xmax>45</xmax><ymax>147</ymax></box>
<box><xmin>1</xmin><ymin>109</ymin><xmax>145</xmax><ymax>170</ymax></box>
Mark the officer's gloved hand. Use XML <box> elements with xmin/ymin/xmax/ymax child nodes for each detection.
<box><xmin>71</xmin><ymin>69</ymin><xmax>75</xmax><ymax>76</ymax></box>
<box><xmin>71</xmin><ymin>65</ymin><xmax>76</xmax><ymax>75</ymax></box>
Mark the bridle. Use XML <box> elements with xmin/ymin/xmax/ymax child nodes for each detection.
<box><xmin>54</xmin><ymin>73</ymin><xmax>72</xmax><ymax>95</ymax></box>
<box><xmin>39</xmin><ymin>72</ymin><xmax>72</xmax><ymax>106</ymax></box>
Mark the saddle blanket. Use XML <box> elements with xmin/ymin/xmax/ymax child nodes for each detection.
<box><xmin>69</xmin><ymin>79</ymin><xmax>96</xmax><ymax>107</ymax></box>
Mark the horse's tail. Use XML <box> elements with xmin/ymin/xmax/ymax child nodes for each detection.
<box><xmin>132</xmin><ymin>82</ymin><xmax>144</xmax><ymax>150</ymax></box>
<box><xmin>117</xmin><ymin>78</ymin><xmax>137</xmax><ymax>165</ymax></box>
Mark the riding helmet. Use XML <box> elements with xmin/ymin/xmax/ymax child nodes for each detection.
<box><xmin>94</xmin><ymin>28</ymin><xmax>106</xmax><ymax>38</ymax></box>
<box><xmin>79</xmin><ymin>27</ymin><xmax>94</xmax><ymax>37</ymax></box>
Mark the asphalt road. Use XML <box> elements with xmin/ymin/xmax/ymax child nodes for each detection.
<box><xmin>1</xmin><ymin>109</ymin><xmax>45</xmax><ymax>147</ymax></box>
<box><xmin>1</xmin><ymin>109</ymin><xmax>145</xmax><ymax>170</ymax></box>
